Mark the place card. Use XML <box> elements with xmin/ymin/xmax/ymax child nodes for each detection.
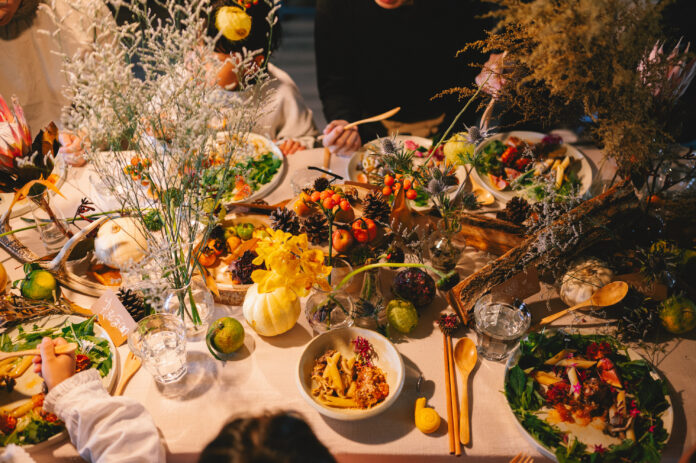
<box><xmin>70</xmin><ymin>291</ymin><xmax>136</xmax><ymax>346</ymax></box>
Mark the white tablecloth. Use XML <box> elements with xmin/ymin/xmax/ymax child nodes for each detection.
<box><xmin>1</xmin><ymin>146</ymin><xmax>693</xmax><ymax>463</ymax></box>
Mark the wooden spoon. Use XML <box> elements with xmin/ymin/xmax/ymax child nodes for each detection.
<box><xmin>0</xmin><ymin>343</ymin><xmax>77</xmax><ymax>362</ymax></box>
<box><xmin>114</xmin><ymin>351</ymin><xmax>142</xmax><ymax>396</ymax></box>
<box><xmin>540</xmin><ymin>281</ymin><xmax>629</xmax><ymax>325</ymax></box>
<box><xmin>317</xmin><ymin>107</ymin><xmax>401</xmax><ymax>140</ymax></box>
<box><xmin>469</xmin><ymin>174</ymin><xmax>495</xmax><ymax>206</ymax></box>
<box><xmin>453</xmin><ymin>338</ymin><xmax>478</xmax><ymax>446</ymax></box>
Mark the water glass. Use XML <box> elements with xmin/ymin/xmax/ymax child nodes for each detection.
<box><xmin>29</xmin><ymin>191</ymin><xmax>69</xmax><ymax>254</ymax></box>
<box><xmin>473</xmin><ymin>296</ymin><xmax>531</xmax><ymax>361</ymax></box>
<box><xmin>128</xmin><ymin>314</ymin><xmax>187</xmax><ymax>384</ymax></box>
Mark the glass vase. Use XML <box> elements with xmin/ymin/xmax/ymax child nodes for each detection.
<box><xmin>353</xmin><ymin>268</ymin><xmax>386</xmax><ymax>330</ymax></box>
<box><xmin>161</xmin><ymin>278</ymin><xmax>214</xmax><ymax>338</ymax></box>
<box><xmin>305</xmin><ymin>289</ymin><xmax>353</xmax><ymax>334</ymax></box>
<box><xmin>427</xmin><ymin>223</ymin><xmax>464</xmax><ymax>272</ymax></box>
<box><xmin>28</xmin><ymin>189</ymin><xmax>71</xmax><ymax>254</ymax></box>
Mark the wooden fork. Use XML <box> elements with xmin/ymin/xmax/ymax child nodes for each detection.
<box><xmin>510</xmin><ymin>452</ymin><xmax>534</xmax><ymax>463</ymax></box>
<box><xmin>114</xmin><ymin>351</ymin><xmax>141</xmax><ymax>396</ymax></box>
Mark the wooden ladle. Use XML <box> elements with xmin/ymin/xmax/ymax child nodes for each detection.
<box><xmin>454</xmin><ymin>338</ymin><xmax>478</xmax><ymax>446</ymax></box>
<box><xmin>317</xmin><ymin>107</ymin><xmax>401</xmax><ymax>141</ymax></box>
<box><xmin>0</xmin><ymin>342</ymin><xmax>77</xmax><ymax>362</ymax></box>
<box><xmin>540</xmin><ymin>281</ymin><xmax>629</xmax><ymax>325</ymax></box>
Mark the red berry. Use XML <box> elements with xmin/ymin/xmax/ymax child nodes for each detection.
<box><xmin>320</xmin><ymin>190</ymin><xmax>332</xmax><ymax>200</ymax></box>
<box><xmin>310</xmin><ymin>191</ymin><xmax>321</xmax><ymax>202</ymax></box>
<box><xmin>339</xmin><ymin>199</ymin><xmax>351</xmax><ymax>211</ymax></box>
<box><xmin>406</xmin><ymin>189</ymin><xmax>417</xmax><ymax>200</ymax></box>
<box><xmin>384</xmin><ymin>174</ymin><xmax>395</xmax><ymax>187</ymax></box>
<box><xmin>323</xmin><ymin>198</ymin><xmax>336</xmax><ymax>209</ymax></box>
<box><xmin>382</xmin><ymin>186</ymin><xmax>392</xmax><ymax>196</ymax></box>
<box><xmin>403</xmin><ymin>178</ymin><xmax>412</xmax><ymax>190</ymax></box>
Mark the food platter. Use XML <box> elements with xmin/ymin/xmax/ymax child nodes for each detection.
<box><xmin>347</xmin><ymin>135</ymin><xmax>468</xmax><ymax>211</ymax></box>
<box><xmin>471</xmin><ymin>131</ymin><xmax>593</xmax><ymax>204</ymax></box>
<box><xmin>503</xmin><ymin>331</ymin><xmax>672</xmax><ymax>462</ymax></box>
<box><xmin>296</xmin><ymin>327</ymin><xmax>405</xmax><ymax>421</ymax></box>
<box><xmin>0</xmin><ymin>314</ymin><xmax>118</xmax><ymax>448</ymax></box>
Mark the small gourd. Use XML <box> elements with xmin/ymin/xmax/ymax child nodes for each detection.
<box><xmin>560</xmin><ymin>258</ymin><xmax>613</xmax><ymax>306</ymax></box>
<box><xmin>242</xmin><ymin>284</ymin><xmax>300</xmax><ymax>337</ymax></box>
<box><xmin>414</xmin><ymin>397</ymin><xmax>441</xmax><ymax>434</ymax></box>
<box><xmin>94</xmin><ymin>217</ymin><xmax>148</xmax><ymax>270</ymax></box>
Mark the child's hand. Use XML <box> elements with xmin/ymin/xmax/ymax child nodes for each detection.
<box><xmin>32</xmin><ymin>337</ymin><xmax>76</xmax><ymax>391</ymax></box>
<box><xmin>278</xmin><ymin>139</ymin><xmax>304</xmax><ymax>155</ymax></box>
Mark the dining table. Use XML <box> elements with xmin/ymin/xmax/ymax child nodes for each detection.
<box><xmin>2</xmin><ymin>137</ymin><xmax>694</xmax><ymax>463</ymax></box>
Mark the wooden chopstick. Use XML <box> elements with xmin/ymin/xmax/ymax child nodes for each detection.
<box><xmin>447</xmin><ymin>334</ymin><xmax>462</xmax><ymax>456</ymax></box>
<box><xmin>443</xmin><ymin>334</ymin><xmax>455</xmax><ymax>454</ymax></box>
<box><xmin>323</xmin><ymin>147</ymin><xmax>331</xmax><ymax>170</ymax></box>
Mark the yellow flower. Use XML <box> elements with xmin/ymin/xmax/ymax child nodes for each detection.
<box><xmin>251</xmin><ymin>231</ymin><xmax>332</xmax><ymax>295</ymax></box>
<box><xmin>215</xmin><ymin>6</ymin><xmax>252</xmax><ymax>42</ymax></box>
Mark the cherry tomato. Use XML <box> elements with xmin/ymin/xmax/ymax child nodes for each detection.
<box><xmin>382</xmin><ymin>186</ymin><xmax>392</xmax><ymax>196</ymax></box>
<box><xmin>384</xmin><ymin>174</ymin><xmax>395</xmax><ymax>187</ymax></box>
<box><xmin>406</xmin><ymin>189</ymin><xmax>417</xmax><ymax>200</ymax></box>
<box><xmin>403</xmin><ymin>178</ymin><xmax>412</xmax><ymax>190</ymax></box>
<box><xmin>332</xmin><ymin>193</ymin><xmax>343</xmax><ymax>203</ymax></box>
<box><xmin>323</xmin><ymin>197</ymin><xmax>336</xmax><ymax>209</ymax></box>
<box><xmin>339</xmin><ymin>199</ymin><xmax>351</xmax><ymax>211</ymax></box>
<box><xmin>320</xmin><ymin>190</ymin><xmax>332</xmax><ymax>200</ymax></box>
<box><xmin>310</xmin><ymin>191</ymin><xmax>321</xmax><ymax>202</ymax></box>
<box><xmin>395</xmin><ymin>173</ymin><xmax>403</xmax><ymax>180</ymax></box>
<box><xmin>393</xmin><ymin>182</ymin><xmax>401</xmax><ymax>191</ymax></box>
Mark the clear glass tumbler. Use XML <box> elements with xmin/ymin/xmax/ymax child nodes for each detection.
<box><xmin>128</xmin><ymin>313</ymin><xmax>187</xmax><ymax>384</ymax></box>
<box><xmin>473</xmin><ymin>297</ymin><xmax>531</xmax><ymax>361</ymax></box>
<box><xmin>29</xmin><ymin>190</ymin><xmax>70</xmax><ymax>254</ymax></box>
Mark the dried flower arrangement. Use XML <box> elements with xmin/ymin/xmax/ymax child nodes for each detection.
<box><xmin>41</xmin><ymin>0</ymin><xmax>281</xmax><ymax>326</ymax></box>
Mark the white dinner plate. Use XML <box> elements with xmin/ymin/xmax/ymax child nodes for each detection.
<box><xmin>471</xmin><ymin>131</ymin><xmax>593</xmax><ymax>205</ymax></box>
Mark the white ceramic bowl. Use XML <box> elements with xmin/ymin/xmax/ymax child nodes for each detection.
<box><xmin>296</xmin><ymin>327</ymin><xmax>405</xmax><ymax>421</ymax></box>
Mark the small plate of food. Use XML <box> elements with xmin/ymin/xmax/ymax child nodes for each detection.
<box><xmin>504</xmin><ymin>331</ymin><xmax>672</xmax><ymax>462</ymax></box>
<box><xmin>296</xmin><ymin>327</ymin><xmax>404</xmax><ymax>421</ymax></box>
<box><xmin>471</xmin><ymin>131</ymin><xmax>592</xmax><ymax>204</ymax></box>
<box><xmin>0</xmin><ymin>315</ymin><xmax>117</xmax><ymax>448</ymax></box>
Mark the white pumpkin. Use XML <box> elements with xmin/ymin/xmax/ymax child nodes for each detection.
<box><xmin>94</xmin><ymin>217</ymin><xmax>148</xmax><ymax>269</ymax></box>
<box><xmin>560</xmin><ymin>258</ymin><xmax>614</xmax><ymax>306</ymax></box>
<box><xmin>242</xmin><ymin>284</ymin><xmax>300</xmax><ymax>337</ymax></box>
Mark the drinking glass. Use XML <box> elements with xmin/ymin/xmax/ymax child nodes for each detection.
<box><xmin>28</xmin><ymin>190</ymin><xmax>70</xmax><ymax>254</ymax></box>
<box><xmin>290</xmin><ymin>169</ymin><xmax>327</xmax><ymax>196</ymax></box>
<box><xmin>473</xmin><ymin>296</ymin><xmax>531</xmax><ymax>361</ymax></box>
<box><xmin>128</xmin><ymin>313</ymin><xmax>187</xmax><ymax>384</ymax></box>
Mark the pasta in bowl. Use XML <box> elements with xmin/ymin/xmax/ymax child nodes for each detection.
<box><xmin>296</xmin><ymin>327</ymin><xmax>405</xmax><ymax>421</ymax></box>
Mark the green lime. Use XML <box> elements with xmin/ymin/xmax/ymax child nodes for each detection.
<box><xmin>207</xmin><ymin>317</ymin><xmax>245</xmax><ymax>354</ymax></box>
<box><xmin>386</xmin><ymin>299</ymin><xmax>419</xmax><ymax>334</ymax></box>
<box><xmin>21</xmin><ymin>269</ymin><xmax>58</xmax><ymax>301</ymax></box>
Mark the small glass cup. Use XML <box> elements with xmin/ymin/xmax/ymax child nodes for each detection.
<box><xmin>161</xmin><ymin>278</ymin><xmax>214</xmax><ymax>338</ymax></box>
<box><xmin>290</xmin><ymin>169</ymin><xmax>327</xmax><ymax>196</ymax></box>
<box><xmin>128</xmin><ymin>313</ymin><xmax>187</xmax><ymax>384</ymax></box>
<box><xmin>473</xmin><ymin>296</ymin><xmax>531</xmax><ymax>362</ymax></box>
<box><xmin>28</xmin><ymin>189</ymin><xmax>70</xmax><ymax>254</ymax></box>
<box><xmin>305</xmin><ymin>289</ymin><xmax>354</xmax><ymax>334</ymax></box>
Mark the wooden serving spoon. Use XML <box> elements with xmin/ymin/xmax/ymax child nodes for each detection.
<box><xmin>0</xmin><ymin>342</ymin><xmax>77</xmax><ymax>362</ymax></box>
<box><xmin>469</xmin><ymin>174</ymin><xmax>495</xmax><ymax>206</ymax></box>
<box><xmin>454</xmin><ymin>337</ymin><xmax>478</xmax><ymax>446</ymax></box>
<box><xmin>317</xmin><ymin>107</ymin><xmax>401</xmax><ymax>141</ymax></box>
<box><xmin>539</xmin><ymin>281</ymin><xmax>629</xmax><ymax>326</ymax></box>
<box><xmin>114</xmin><ymin>351</ymin><xmax>142</xmax><ymax>396</ymax></box>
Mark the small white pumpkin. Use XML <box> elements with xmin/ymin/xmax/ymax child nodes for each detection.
<box><xmin>560</xmin><ymin>258</ymin><xmax>614</xmax><ymax>306</ymax></box>
<box><xmin>94</xmin><ymin>217</ymin><xmax>148</xmax><ymax>269</ymax></box>
<box><xmin>242</xmin><ymin>284</ymin><xmax>300</xmax><ymax>337</ymax></box>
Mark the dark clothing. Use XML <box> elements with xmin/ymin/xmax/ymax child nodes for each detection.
<box><xmin>315</xmin><ymin>0</ymin><xmax>491</xmax><ymax>141</ymax></box>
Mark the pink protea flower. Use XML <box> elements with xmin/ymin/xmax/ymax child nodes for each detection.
<box><xmin>638</xmin><ymin>39</ymin><xmax>696</xmax><ymax>101</ymax></box>
<box><xmin>0</xmin><ymin>94</ymin><xmax>32</xmax><ymax>167</ymax></box>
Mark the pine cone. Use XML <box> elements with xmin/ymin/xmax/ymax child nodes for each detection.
<box><xmin>230</xmin><ymin>250</ymin><xmax>264</xmax><ymax>284</ymax></box>
<box><xmin>117</xmin><ymin>288</ymin><xmax>149</xmax><ymax>322</ymax></box>
<box><xmin>496</xmin><ymin>197</ymin><xmax>531</xmax><ymax>224</ymax></box>
<box><xmin>313</xmin><ymin>177</ymin><xmax>330</xmax><ymax>192</ymax></box>
<box><xmin>270</xmin><ymin>208</ymin><xmax>300</xmax><ymax>234</ymax></box>
<box><xmin>363</xmin><ymin>191</ymin><xmax>391</xmax><ymax>222</ymax></box>
<box><xmin>301</xmin><ymin>214</ymin><xmax>329</xmax><ymax>244</ymax></box>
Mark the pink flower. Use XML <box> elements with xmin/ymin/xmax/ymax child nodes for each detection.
<box><xmin>648</xmin><ymin>425</ymin><xmax>656</xmax><ymax>433</ymax></box>
<box><xmin>630</xmin><ymin>408</ymin><xmax>640</xmax><ymax>417</ymax></box>
<box><xmin>404</xmin><ymin>140</ymin><xmax>419</xmax><ymax>151</ymax></box>
<box><xmin>572</xmin><ymin>383</ymin><xmax>582</xmax><ymax>394</ymax></box>
<box><xmin>593</xmin><ymin>444</ymin><xmax>606</xmax><ymax>454</ymax></box>
<box><xmin>638</xmin><ymin>39</ymin><xmax>696</xmax><ymax>100</ymax></box>
<box><xmin>0</xmin><ymin>94</ymin><xmax>32</xmax><ymax>166</ymax></box>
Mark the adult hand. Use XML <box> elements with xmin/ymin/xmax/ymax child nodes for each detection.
<box><xmin>322</xmin><ymin>120</ymin><xmax>361</xmax><ymax>157</ymax></box>
<box><xmin>277</xmin><ymin>139</ymin><xmax>304</xmax><ymax>155</ymax></box>
<box><xmin>475</xmin><ymin>52</ymin><xmax>508</xmax><ymax>97</ymax></box>
<box><xmin>32</xmin><ymin>337</ymin><xmax>76</xmax><ymax>391</ymax></box>
<box><xmin>58</xmin><ymin>131</ymin><xmax>87</xmax><ymax>167</ymax></box>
